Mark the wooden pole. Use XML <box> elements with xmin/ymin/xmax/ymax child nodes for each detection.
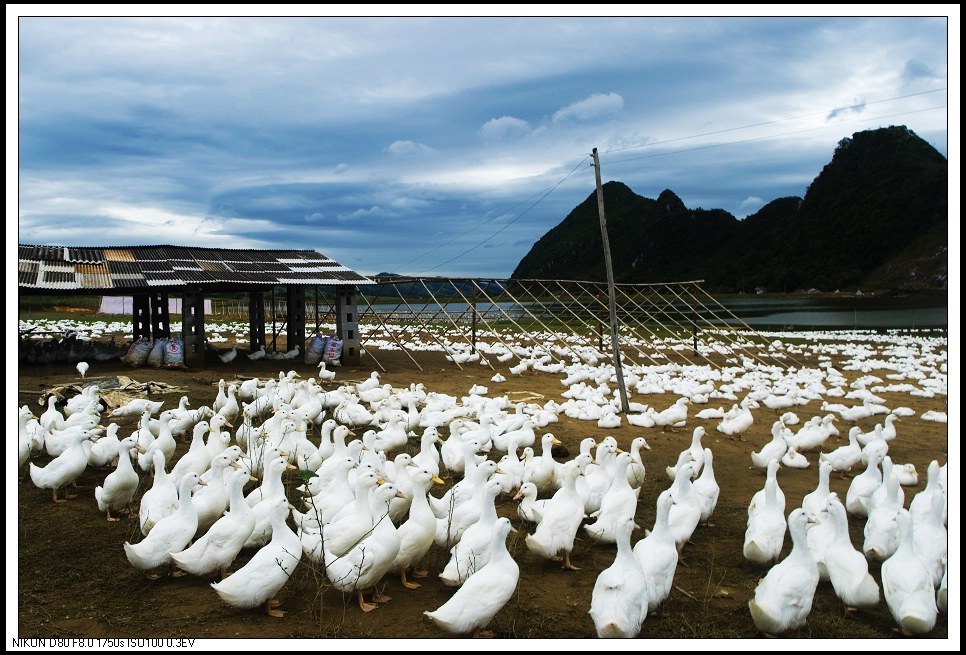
<box><xmin>592</xmin><ymin>148</ymin><xmax>630</xmax><ymax>413</ymax></box>
<box><xmin>471</xmin><ymin>290</ymin><xmax>478</xmax><ymax>353</ymax></box>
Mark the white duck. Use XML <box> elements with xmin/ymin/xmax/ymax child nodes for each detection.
<box><xmin>666</xmin><ymin>460</ymin><xmax>703</xmax><ymax>557</ymax></box>
<box><xmin>858</xmin><ymin>425</ymin><xmax>889</xmax><ymax>467</ymax></box>
<box><xmin>583</xmin><ymin>452</ymin><xmax>637</xmax><ymax>544</ymax></box>
<box><xmin>239</xmin><ymin>443</ymin><xmax>285</xmax><ymax>497</ymax></box>
<box><xmin>211</xmin><ymin>495</ymin><xmax>302</xmax><ymax>617</ymax></box>
<box><xmin>411</xmin><ymin>426</ymin><xmax>443</xmax><ymax>478</ymax></box>
<box><xmin>748</xmin><ymin>508</ymin><xmax>820</xmax><ymax>637</ymax></box>
<box><xmin>433</xmin><ymin>459</ymin><xmax>500</xmax><ymax>549</ymax></box>
<box><xmin>124</xmin><ymin>472</ymin><xmax>204</xmax><ymax>579</ymax></box>
<box><xmin>513</xmin><ymin>482</ymin><xmax>547</xmax><ymax>524</ymax></box>
<box><xmin>937</xmin><ymin>564</ymin><xmax>948</xmax><ymax>615</ymax></box>
<box><xmin>692</xmin><ymin>447</ymin><xmax>720</xmax><ymax>526</ymax></box>
<box><xmin>320</xmin><ymin>467</ymin><xmax>382</xmax><ymax>556</ymax></box>
<box><xmin>244</xmin><ymin>456</ymin><xmax>297</xmax><ymax>550</ymax></box>
<box><xmin>44</xmin><ymin>416</ymin><xmax>101</xmax><ymax>458</ymax></box>
<box><xmin>391</xmin><ymin>467</ymin><xmax>445</xmax><ymax>589</ymax></box>
<box><xmin>87</xmin><ymin>423</ymin><xmax>122</xmax><ymax>468</ymax></box>
<box><xmin>191</xmin><ymin>451</ymin><xmax>236</xmax><ymax>538</ymax></box>
<box><xmin>298</xmin><ymin>456</ymin><xmax>357</xmax><ymax>527</ymax></box>
<box><xmin>893</xmin><ymin>462</ymin><xmax>919</xmax><ymax>486</ymax></box>
<box><xmin>881</xmin><ymin>509</ymin><xmax>938</xmax><ymax>636</ymax></box>
<box><xmin>439</xmin><ymin>478</ymin><xmax>504</xmax><ymax>586</ymax></box>
<box><xmin>751</xmin><ymin>420</ymin><xmax>789</xmax><ymax>470</ymax></box>
<box><xmin>911</xmin><ymin>492</ymin><xmax>947</xmax><ymax>589</ymax></box>
<box><xmin>652</xmin><ymin>397</ymin><xmax>690</xmax><ymax>431</ymax></box>
<box><xmin>823</xmin><ymin>493</ymin><xmax>880</xmax><ymax>614</ymax></box>
<box><xmin>139</xmin><ymin>450</ymin><xmax>179</xmax><ymax>536</ymax></box>
<box><xmin>749</xmin><ymin>458</ymin><xmax>786</xmax><ymax>518</ymax></box>
<box><xmin>743</xmin><ymin>474</ymin><xmax>787</xmax><ymax>566</ymax></box>
<box><xmin>322</xmin><ymin>482</ymin><xmax>404</xmax><ymax>612</ymax></box>
<box><xmin>633</xmin><ymin>489</ymin><xmax>679</xmax><ymax>613</ymax></box>
<box><xmin>781</xmin><ymin>445</ymin><xmax>810</xmax><ymax>469</ymax></box>
<box><xmin>94</xmin><ymin>434</ymin><xmax>140</xmax><ymax>521</ymax></box>
<box><xmin>626</xmin><ymin>436</ymin><xmax>650</xmax><ymax>493</ymax></box>
<box><xmin>524</xmin><ymin>432</ymin><xmax>561</xmax><ymax>496</ymax></box>
<box><xmin>29</xmin><ymin>429</ymin><xmax>95</xmax><ymax>503</ymax></box>
<box><xmin>787</xmin><ymin>414</ymin><xmax>837</xmax><ymax>452</ymax></box>
<box><xmin>716</xmin><ymin>399</ymin><xmax>754</xmax><ymax>436</ymax></box>
<box><xmin>170</xmin><ymin>468</ymin><xmax>257</xmax><ymax>579</ymax></box>
<box><xmin>909</xmin><ymin>460</ymin><xmax>944</xmax><ymax>526</ymax></box>
<box><xmin>867</xmin><ymin>456</ymin><xmax>905</xmax><ymax>516</ymax></box>
<box><xmin>137</xmin><ymin>411</ymin><xmax>177</xmax><ymax>472</ymax></box>
<box><xmin>845</xmin><ymin>449</ymin><xmax>884</xmax><ymax>518</ymax></box>
<box><xmin>863</xmin><ymin>465</ymin><xmax>903</xmax><ymax>562</ymax></box>
<box><xmin>169</xmin><ymin>421</ymin><xmax>212</xmax><ymax>487</ymax></box>
<box><xmin>801</xmin><ymin>460</ymin><xmax>833</xmax><ymax>523</ymax></box>
<box><xmin>424</xmin><ymin>516</ymin><xmax>519</xmax><ymax>638</ymax></box>
<box><xmin>818</xmin><ymin>426</ymin><xmax>862</xmax><ymax>478</ymax></box>
<box><xmin>589</xmin><ymin>515</ymin><xmax>648</xmax><ymax>638</ymax></box>
<box><xmin>525</xmin><ymin>459</ymin><xmax>587</xmax><ymax>570</ymax></box>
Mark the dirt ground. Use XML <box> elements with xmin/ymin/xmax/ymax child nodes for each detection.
<box><xmin>15</xmin><ymin>340</ymin><xmax>951</xmax><ymax>644</ymax></box>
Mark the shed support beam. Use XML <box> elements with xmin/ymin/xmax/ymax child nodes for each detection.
<box><xmin>182</xmin><ymin>291</ymin><xmax>206</xmax><ymax>369</ymax></box>
<box><xmin>249</xmin><ymin>292</ymin><xmax>266</xmax><ymax>352</ymax></box>
<box><xmin>150</xmin><ymin>292</ymin><xmax>171</xmax><ymax>339</ymax></box>
<box><xmin>132</xmin><ymin>294</ymin><xmax>151</xmax><ymax>341</ymax></box>
<box><xmin>336</xmin><ymin>286</ymin><xmax>361</xmax><ymax>365</ymax></box>
<box><xmin>286</xmin><ymin>286</ymin><xmax>306</xmax><ymax>357</ymax></box>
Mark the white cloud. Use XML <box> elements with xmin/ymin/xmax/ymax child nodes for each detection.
<box><xmin>390</xmin><ymin>197</ymin><xmax>432</xmax><ymax>211</ymax></box>
<box><xmin>552</xmin><ymin>92</ymin><xmax>624</xmax><ymax>123</ymax></box>
<box><xmin>304</xmin><ymin>212</ymin><xmax>325</xmax><ymax>222</ymax></box>
<box><xmin>385</xmin><ymin>140</ymin><xmax>435</xmax><ymax>156</ymax></box>
<box><xmin>737</xmin><ymin>196</ymin><xmax>765</xmax><ymax>216</ymax></box>
<box><xmin>334</xmin><ymin>163</ymin><xmax>350</xmax><ymax>174</ymax></box>
<box><xmin>339</xmin><ymin>206</ymin><xmax>385</xmax><ymax>221</ymax></box>
<box><xmin>479</xmin><ymin>116</ymin><xmax>532</xmax><ymax>140</ymax></box>
<box><xmin>827</xmin><ymin>99</ymin><xmax>866</xmax><ymax>121</ymax></box>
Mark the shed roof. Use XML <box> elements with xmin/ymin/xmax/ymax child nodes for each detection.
<box><xmin>18</xmin><ymin>244</ymin><xmax>375</xmax><ymax>295</ymax></box>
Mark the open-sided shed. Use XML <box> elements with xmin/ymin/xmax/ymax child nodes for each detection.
<box><xmin>17</xmin><ymin>244</ymin><xmax>376</xmax><ymax>367</ymax></box>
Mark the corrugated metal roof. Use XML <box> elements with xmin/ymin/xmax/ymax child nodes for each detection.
<box><xmin>103</xmin><ymin>248</ymin><xmax>136</xmax><ymax>262</ymax></box>
<box><xmin>75</xmin><ymin>263</ymin><xmax>113</xmax><ymax>289</ymax></box>
<box><xmin>65</xmin><ymin>247</ymin><xmax>104</xmax><ymax>264</ymax></box>
<box><xmin>18</xmin><ymin>243</ymin><xmax>375</xmax><ymax>293</ymax></box>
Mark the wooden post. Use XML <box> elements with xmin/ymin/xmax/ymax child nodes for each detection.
<box><xmin>150</xmin><ymin>292</ymin><xmax>171</xmax><ymax>339</ymax></box>
<box><xmin>132</xmin><ymin>293</ymin><xmax>151</xmax><ymax>341</ymax></box>
<box><xmin>249</xmin><ymin>291</ymin><xmax>266</xmax><ymax>351</ymax></box>
<box><xmin>592</xmin><ymin>148</ymin><xmax>630</xmax><ymax>413</ymax></box>
<box><xmin>336</xmin><ymin>286</ymin><xmax>361</xmax><ymax>365</ymax></box>
<box><xmin>471</xmin><ymin>291</ymin><xmax>478</xmax><ymax>353</ymax></box>
<box><xmin>692</xmin><ymin>304</ymin><xmax>698</xmax><ymax>356</ymax></box>
<box><xmin>181</xmin><ymin>290</ymin><xmax>206</xmax><ymax>368</ymax></box>
<box><xmin>286</xmin><ymin>286</ymin><xmax>306</xmax><ymax>355</ymax></box>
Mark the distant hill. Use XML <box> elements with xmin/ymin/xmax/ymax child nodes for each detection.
<box><xmin>511</xmin><ymin>126</ymin><xmax>948</xmax><ymax>293</ymax></box>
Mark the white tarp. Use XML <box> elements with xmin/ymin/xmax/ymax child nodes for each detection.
<box><xmin>97</xmin><ymin>296</ymin><xmax>213</xmax><ymax>315</ymax></box>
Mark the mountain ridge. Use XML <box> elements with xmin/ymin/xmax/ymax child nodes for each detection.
<box><xmin>511</xmin><ymin>126</ymin><xmax>948</xmax><ymax>293</ymax></box>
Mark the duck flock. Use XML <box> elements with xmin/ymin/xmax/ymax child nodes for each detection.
<box><xmin>17</xmin><ymin>319</ymin><xmax>950</xmax><ymax>639</ymax></box>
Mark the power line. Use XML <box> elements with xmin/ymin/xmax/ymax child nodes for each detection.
<box><xmin>414</xmin><ymin>156</ymin><xmax>590</xmax><ymax>276</ymax></box>
<box><xmin>392</xmin><ymin>168</ymin><xmax>584</xmax><ymax>273</ymax></box>
<box><xmin>603</xmin><ymin>104</ymin><xmax>946</xmax><ymax>167</ymax></box>
<box><xmin>396</xmin><ymin>90</ymin><xmax>946</xmax><ymax>274</ymax></box>
<box><xmin>600</xmin><ymin>87</ymin><xmax>947</xmax><ymax>156</ymax></box>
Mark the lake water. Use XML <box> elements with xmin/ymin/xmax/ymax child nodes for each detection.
<box><xmin>366</xmin><ymin>294</ymin><xmax>949</xmax><ymax>331</ymax></box>
<box><xmin>707</xmin><ymin>295</ymin><xmax>948</xmax><ymax>330</ymax></box>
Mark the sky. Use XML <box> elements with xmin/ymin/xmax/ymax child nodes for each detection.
<box><xmin>9</xmin><ymin>7</ymin><xmax>958</xmax><ymax>280</ymax></box>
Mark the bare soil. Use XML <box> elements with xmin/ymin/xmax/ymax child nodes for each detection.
<box><xmin>16</xmin><ymin>344</ymin><xmax>950</xmax><ymax>642</ymax></box>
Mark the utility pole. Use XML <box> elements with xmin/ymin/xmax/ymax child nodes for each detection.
<box><xmin>592</xmin><ymin>148</ymin><xmax>629</xmax><ymax>413</ymax></box>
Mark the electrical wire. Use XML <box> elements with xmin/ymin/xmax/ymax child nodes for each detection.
<box><xmin>395</xmin><ymin>90</ymin><xmax>946</xmax><ymax>274</ymax></box>
<box><xmin>600</xmin><ymin>87</ymin><xmax>947</xmax><ymax>155</ymax></box>
<box><xmin>411</xmin><ymin>156</ymin><xmax>591</xmax><ymax>275</ymax></box>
